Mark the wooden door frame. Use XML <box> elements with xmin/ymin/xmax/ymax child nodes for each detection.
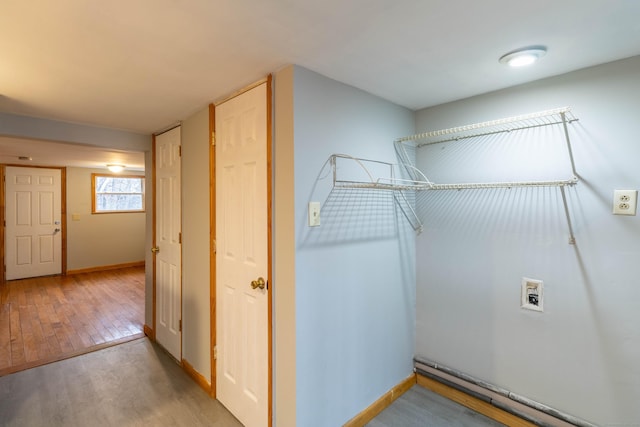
<box><xmin>210</xmin><ymin>75</ymin><xmax>273</xmax><ymax>427</ymax></box>
<box><xmin>0</xmin><ymin>164</ymin><xmax>67</xmax><ymax>283</ymax></box>
<box><xmin>148</xmin><ymin>135</ymin><xmax>157</xmax><ymax>340</ymax></box>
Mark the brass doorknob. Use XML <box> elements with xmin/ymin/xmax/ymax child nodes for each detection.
<box><xmin>251</xmin><ymin>277</ymin><xmax>266</xmax><ymax>290</ymax></box>
<box><xmin>151</xmin><ymin>246</ymin><xmax>160</xmax><ymax>253</ymax></box>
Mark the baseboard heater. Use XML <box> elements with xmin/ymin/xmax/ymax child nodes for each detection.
<box><xmin>414</xmin><ymin>357</ymin><xmax>598</xmax><ymax>427</ymax></box>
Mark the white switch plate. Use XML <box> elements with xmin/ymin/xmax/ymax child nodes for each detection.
<box><xmin>613</xmin><ymin>189</ymin><xmax>638</xmax><ymax>215</ymax></box>
<box><xmin>308</xmin><ymin>202</ymin><xmax>321</xmax><ymax>227</ymax></box>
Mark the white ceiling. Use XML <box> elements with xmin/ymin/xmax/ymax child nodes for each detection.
<box><xmin>0</xmin><ymin>136</ymin><xmax>145</xmax><ymax>171</ymax></box>
<box><xmin>1</xmin><ymin>1</ymin><xmax>640</xmax><ymax>168</ymax></box>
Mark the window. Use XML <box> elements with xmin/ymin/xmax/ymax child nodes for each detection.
<box><xmin>92</xmin><ymin>174</ymin><xmax>145</xmax><ymax>213</ymax></box>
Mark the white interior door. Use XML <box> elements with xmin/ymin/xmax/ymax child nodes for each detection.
<box><xmin>154</xmin><ymin>126</ymin><xmax>182</xmax><ymax>360</ymax></box>
<box><xmin>216</xmin><ymin>83</ymin><xmax>269</xmax><ymax>427</ymax></box>
<box><xmin>5</xmin><ymin>166</ymin><xmax>62</xmax><ymax>280</ymax></box>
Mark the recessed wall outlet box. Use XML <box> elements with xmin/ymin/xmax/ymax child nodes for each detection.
<box><xmin>613</xmin><ymin>189</ymin><xmax>637</xmax><ymax>215</ymax></box>
<box><xmin>308</xmin><ymin>202</ymin><xmax>321</xmax><ymax>227</ymax></box>
<box><xmin>521</xmin><ymin>277</ymin><xmax>544</xmax><ymax>312</ymax></box>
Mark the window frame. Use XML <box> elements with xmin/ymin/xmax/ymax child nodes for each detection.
<box><xmin>91</xmin><ymin>173</ymin><xmax>146</xmax><ymax>214</ymax></box>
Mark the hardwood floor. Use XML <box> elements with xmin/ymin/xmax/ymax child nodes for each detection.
<box><xmin>0</xmin><ymin>266</ymin><xmax>145</xmax><ymax>376</ymax></box>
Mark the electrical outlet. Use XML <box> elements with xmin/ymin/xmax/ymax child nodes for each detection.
<box><xmin>521</xmin><ymin>278</ymin><xmax>544</xmax><ymax>312</ymax></box>
<box><xmin>613</xmin><ymin>190</ymin><xmax>638</xmax><ymax>215</ymax></box>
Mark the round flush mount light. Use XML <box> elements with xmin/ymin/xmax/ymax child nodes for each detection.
<box><xmin>107</xmin><ymin>164</ymin><xmax>125</xmax><ymax>173</ymax></box>
<box><xmin>18</xmin><ymin>156</ymin><xmax>32</xmax><ymax>161</ymax></box>
<box><xmin>499</xmin><ymin>46</ymin><xmax>547</xmax><ymax>67</ymax></box>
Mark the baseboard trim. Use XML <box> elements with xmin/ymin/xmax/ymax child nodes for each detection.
<box><xmin>343</xmin><ymin>373</ymin><xmax>416</xmax><ymax>427</ymax></box>
<box><xmin>143</xmin><ymin>324</ymin><xmax>155</xmax><ymax>341</ymax></box>
<box><xmin>67</xmin><ymin>261</ymin><xmax>145</xmax><ymax>275</ymax></box>
<box><xmin>182</xmin><ymin>358</ymin><xmax>212</xmax><ymax>395</ymax></box>
<box><xmin>416</xmin><ymin>374</ymin><xmax>537</xmax><ymax>427</ymax></box>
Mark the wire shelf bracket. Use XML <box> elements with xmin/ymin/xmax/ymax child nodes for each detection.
<box><xmin>330</xmin><ymin>154</ymin><xmax>426</xmax><ymax>232</ymax></box>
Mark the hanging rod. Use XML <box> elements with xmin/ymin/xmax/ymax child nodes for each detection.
<box><xmin>328</xmin><ymin>148</ymin><xmax>579</xmax><ymax>242</ymax></box>
<box><xmin>330</xmin><ymin>154</ymin><xmax>578</xmax><ymax>192</ymax></box>
<box><xmin>396</xmin><ymin>107</ymin><xmax>578</xmax><ymax>146</ymax></box>
<box><xmin>333</xmin><ymin>178</ymin><xmax>433</xmax><ymax>191</ymax></box>
<box><xmin>427</xmin><ymin>177</ymin><xmax>578</xmax><ymax>191</ymax></box>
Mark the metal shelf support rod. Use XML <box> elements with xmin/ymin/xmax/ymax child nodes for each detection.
<box><xmin>561</xmin><ymin>111</ymin><xmax>578</xmax><ymax>178</ymax></box>
<box><xmin>560</xmin><ymin>186</ymin><xmax>576</xmax><ymax>245</ymax></box>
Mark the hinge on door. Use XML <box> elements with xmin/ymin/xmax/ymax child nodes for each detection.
<box><xmin>179</xmin><ymin>319</ymin><xmax>182</xmax><ymax>332</ymax></box>
<box><xmin>213</xmin><ymin>346</ymin><xmax>217</xmax><ymax>360</ymax></box>
<box><xmin>179</xmin><ymin>232</ymin><xmax>182</xmax><ymax>244</ymax></box>
<box><xmin>211</xmin><ymin>131</ymin><xmax>215</xmax><ymax>146</ymax></box>
<box><xmin>178</xmin><ymin>146</ymin><xmax>182</xmax><ymax>156</ymax></box>
<box><xmin>213</xmin><ymin>239</ymin><xmax>216</xmax><ymax>254</ymax></box>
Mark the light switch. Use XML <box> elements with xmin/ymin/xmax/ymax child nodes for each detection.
<box><xmin>72</xmin><ymin>213</ymin><xmax>81</xmax><ymax>221</ymax></box>
<box><xmin>308</xmin><ymin>202</ymin><xmax>320</xmax><ymax>227</ymax></box>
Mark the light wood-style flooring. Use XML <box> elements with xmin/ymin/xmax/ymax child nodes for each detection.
<box><xmin>0</xmin><ymin>266</ymin><xmax>145</xmax><ymax>376</ymax></box>
<box><xmin>0</xmin><ymin>337</ymin><xmax>242</xmax><ymax>427</ymax></box>
<box><xmin>367</xmin><ymin>385</ymin><xmax>505</xmax><ymax>427</ymax></box>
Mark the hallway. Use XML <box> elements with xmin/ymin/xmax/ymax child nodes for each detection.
<box><xmin>0</xmin><ymin>266</ymin><xmax>145</xmax><ymax>376</ymax></box>
<box><xmin>0</xmin><ymin>337</ymin><xmax>241</xmax><ymax>427</ymax></box>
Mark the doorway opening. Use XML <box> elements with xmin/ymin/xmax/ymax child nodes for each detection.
<box><xmin>0</xmin><ymin>161</ymin><xmax>147</xmax><ymax>375</ymax></box>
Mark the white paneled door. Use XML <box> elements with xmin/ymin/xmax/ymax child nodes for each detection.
<box><xmin>5</xmin><ymin>166</ymin><xmax>62</xmax><ymax>280</ymax></box>
<box><xmin>216</xmin><ymin>83</ymin><xmax>269</xmax><ymax>427</ymax></box>
<box><xmin>154</xmin><ymin>126</ymin><xmax>182</xmax><ymax>361</ymax></box>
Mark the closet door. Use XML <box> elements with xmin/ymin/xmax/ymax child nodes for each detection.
<box><xmin>154</xmin><ymin>126</ymin><xmax>182</xmax><ymax>361</ymax></box>
<box><xmin>216</xmin><ymin>82</ymin><xmax>269</xmax><ymax>427</ymax></box>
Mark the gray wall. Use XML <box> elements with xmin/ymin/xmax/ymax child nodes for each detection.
<box><xmin>277</xmin><ymin>65</ymin><xmax>416</xmax><ymax>426</ymax></box>
<box><xmin>181</xmin><ymin>109</ymin><xmax>212</xmax><ymax>378</ymax></box>
<box><xmin>414</xmin><ymin>56</ymin><xmax>640</xmax><ymax>426</ymax></box>
<box><xmin>66</xmin><ymin>167</ymin><xmax>145</xmax><ymax>271</ymax></box>
<box><xmin>274</xmin><ymin>65</ymin><xmax>297</xmax><ymax>427</ymax></box>
<box><xmin>0</xmin><ymin>112</ymin><xmax>150</xmax><ymax>152</ymax></box>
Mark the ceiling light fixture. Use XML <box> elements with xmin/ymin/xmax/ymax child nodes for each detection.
<box><xmin>18</xmin><ymin>156</ymin><xmax>32</xmax><ymax>161</ymax></box>
<box><xmin>107</xmin><ymin>164</ymin><xmax>125</xmax><ymax>173</ymax></box>
<box><xmin>499</xmin><ymin>46</ymin><xmax>547</xmax><ymax>67</ymax></box>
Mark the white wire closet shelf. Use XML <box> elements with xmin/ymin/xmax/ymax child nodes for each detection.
<box><xmin>329</xmin><ymin>107</ymin><xmax>580</xmax><ymax>242</ymax></box>
<box><xmin>396</xmin><ymin>107</ymin><xmax>578</xmax><ymax>146</ymax></box>
<box><xmin>394</xmin><ymin>107</ymin><xmax>579</xmax><ymax>190</ymax></box>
